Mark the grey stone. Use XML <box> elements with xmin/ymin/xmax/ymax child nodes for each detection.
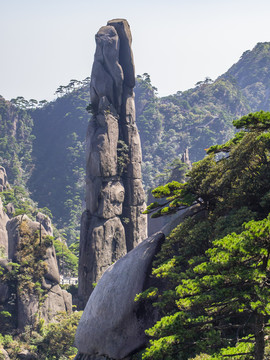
<box><xmin>36</xmin><ymin>212</ymin><xmax>53</xmax><ymax>237</ymax></box>
<box><xmin>107</xmin><ymin>19</ymin><xmax>135</xmax><ymax>88</ymax></box>
<box><xmin>0</xmin><ymin>167</ymin><xmax>8</xmax><ymax>192</ymax></box>
<box><xmin>0</xmin><ymin>198</ymin><xmax>9</xmax><ymax>258</ymax></box>
<box><xmin>90</xmin><ymin>25</ymin><xmax>123</xmax><ymax>113</ymax></box>
<box><xmin>79</xmin><ymin>216</ymin><xmax>126</xmax><ymax>307</ymax></box>
<box><xmin>17</xmin><ymin>284</ymin><xmax>71</xmax><ymax>330</ymax></box>
<box><xmin>6</xmin><ymin>215</ymin><xmax>72</xmax><ymax>330</ymax></box>
<box><xmin>75</xmin><ymin>231</ymin><xmax>165</xmax><ymax>359</ymax></box>
<box><xmin>78</xmin><ymin>19</ymin><xmax>147</xmax><ymax>308</ymax></box>
<box><xmin>43</xmin><ymin>245</ymin><xmax>60</xmax><ymax>284</ymax></box>
<box><xmin>97</xmin><ymin>181</ymin><xmax>125</xmax><ymax>219</ymax></box>
<box><xmin>123</xmin><ymin>204</ymin><xmax>148</xmax><ymax>252</ymax></box>
<box><xmin>0</xmin><ymin>348</ymin><xmax>10</xmax><ymax>360</ymax></box>
<box><xmin>86</xmin><ymin>113</ymin><xmax>119</xmax><ymax>178</ymax></box>
<box><xmin>5</xmin><ymin>203</ymin><xmax>15</xmax><ymax>218</ymax></box>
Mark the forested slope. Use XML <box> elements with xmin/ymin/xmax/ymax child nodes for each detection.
<box><xmin>1</xmin><ymin>42</ymin><xmax>270</xmax><ymax>244</ymax></box>
<box><xmin>139</xmin><ymin>111</ymin><xmax>270</xmax><ymax>359</ymax></box>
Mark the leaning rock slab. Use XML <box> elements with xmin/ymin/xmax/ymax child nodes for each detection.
<box><xmin>75</xmin><ymin>231</ymin><xmax>164</xmax><ymax>359</ymax></box>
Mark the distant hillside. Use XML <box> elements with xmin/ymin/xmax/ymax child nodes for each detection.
<box><xmin>1</xmin><ymin>42</ymin><xmax>270</xmax><ymax>243</ymax></box>
<box><xmin>0</xmin><ymin>96</ymin><xmax>34</xmax><ymax>185</ymax></box>
<box><xmin>29</xmin><ymin>85</ymin><xmax>90</xmax><ymax>242</ymax></box>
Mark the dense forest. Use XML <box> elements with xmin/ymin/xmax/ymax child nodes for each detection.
<box><xmin>140</xmin><ymin>110</ymin><xmax>270</xmax><ymax>359</ymax></box>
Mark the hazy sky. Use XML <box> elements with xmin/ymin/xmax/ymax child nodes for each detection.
<box><xmin>1</xmin><ymin>0</ymin><xmax>270</xmax><ymax>101</ymax></box>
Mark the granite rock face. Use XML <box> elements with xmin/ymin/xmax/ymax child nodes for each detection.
<box><xmin>5</xmin><ymin>215</ymin><xmax>72</xmax><ymax>330</ymax></box>
<box><xmin>75</xmin><ymin>231</ymin><xmax>165</xmax><ymax>359</ymax></box>
<box><xmin>79</xmin><ymin>19</ymin><xmax>147</xmax><ymax>307</ymax></box>
<box><xmin>0</xmin><ymin>168</ymin><xmax>9</xmax><ymax>258</ymax></box>
<box><xmin>36</xmin><ymin>212</ymin><xmax>54</xmax><ymax>237</ymax></box>
<box><xmin>0</xmin><ymin>198</ymin><xmax>9</xmax><ymax>258</ymax></box>
<box><xmin>0</xmin><ymin>166</ymin><xmax>9</xmax><ymax>192</ymax></box>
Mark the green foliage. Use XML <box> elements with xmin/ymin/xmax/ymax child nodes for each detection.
<box><xmin>53</xmin><ymin>238</ymin><xmax>78</xmax><ymax>276</ymax></box>
<box><xmin>0</xmin><ymin>186</ymin><xmax>36</xmax><ymax>218</ymax></box>
<box><xmin>147</xmin><ymin>111</ymin><xmax>270</xmax><ymax>219</ymax></box>
<box><xmin>0</xmin><ymin>311</ymin><xmax>82</xmax><ymax>360</ymax></box>
<box><xmin>117</xmin><ymin>140</ymin><xmax>129</xmax><ymax>175</ymax></box>
<box><xmin>233</xmin><ymin>110</ymin><xmax>270</xmax><ymax>131</ymax></box>
<box><xmin>28</xmin><ymin>84</ymin><xmax>89</xmax><ymax>244</ymax></box>
<box><xmin>15</xmin><ymin>221</ymin><xmax>52</xmax><ymax>297</ymax></box>
<box><xmin>141</xmin><ymin>111</ymin><xmax>270</xmax><ymax>360</ymax></box>
<box><xmin>35</xmin><ymin>311</ymin><xmax>82</xmax><ymax>359</ymax></box>
<box><xmin>0</xmin><ymin>96</ymin><xmax>34</xmax><ymax>185</ymax></box>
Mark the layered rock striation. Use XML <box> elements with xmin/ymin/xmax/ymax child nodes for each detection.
<box><xmin>78</xmin><ymin>19</ymin><xmax>147</xmax><ymax>307</ymax></box>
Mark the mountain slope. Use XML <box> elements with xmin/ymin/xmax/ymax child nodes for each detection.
<box><xmin>2</xmin><ymin>42</ymin><xmax>270</xmax><ymax>243</ymax></box>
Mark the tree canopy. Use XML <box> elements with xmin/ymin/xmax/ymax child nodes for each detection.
<box><xmin>139</xmin><ymin>111</ymin><xmax>270</xmax><ymax>360</ymax></box>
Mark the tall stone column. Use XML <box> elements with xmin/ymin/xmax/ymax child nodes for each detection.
<box><xmin>78</xmin><ymin>19</ymin><xmax>147</xmax><ymax>308</ymax></box>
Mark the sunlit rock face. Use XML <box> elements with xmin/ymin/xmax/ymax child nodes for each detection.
<box><xmin>75</xmin><ymin>231</ymin><xmax>164</xmax><ymax>360</ymax></box>
<box><xmin>78</xmin><ymin>18</ymin><xmax>147</xmax><ymax>309</ymax></box>
<box><xmin>6</xmin><ymin>215</ymin><xmax>72</xmax><ymax>330</ymax></box>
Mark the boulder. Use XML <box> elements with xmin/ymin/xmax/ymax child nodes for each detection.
<box><xmin>75</xmin><ymin>231</ymin><xmax>164</xmax><ymax>359</ymax></box>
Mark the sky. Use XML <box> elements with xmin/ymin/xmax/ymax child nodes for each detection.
<box><xmin>1</xmin><ymin>0</ymin><xmax>270</xmax><ymax>102</ymax></box>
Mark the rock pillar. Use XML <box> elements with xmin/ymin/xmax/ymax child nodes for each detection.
<box><xmin>78</xmin><ymin>19</ymin><xmax>147</xmax><ymax>308</ymax></box>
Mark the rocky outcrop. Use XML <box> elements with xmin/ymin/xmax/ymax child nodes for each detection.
<box><xmin>78</xmin><ymin>18</ymin><xmax>147</xmax><ymax>307</ymax></box>
<box><xmin>0</xmin><ymin>167</ymin><xmax>9</xmax><ymax>258</ymax></box>
<box><xmin>0</xmin><ymin>166</ymin><xmax>9</xmax><ymax>192</ymax></box>
<box><xmin>0</xmin><ymin>198</ymin><xmax>9</xmax><ymax>258</ymax></box>
<box><xmin>0</xmin><ymin>348</ymin><xmax>10</xmax><ymax>360</ymax></box>
<box><xmin>5</xmin><ymin>215</ymin><xmax>72</xmax><ymax>330</ymax></box>
<box><xmin>36</xmin><ymin>212</ymin><xmax>53</xmax><ymax>237</ymax></box>
<box><xmin>75</xmin><ymin>231</ymin><xmax>164</xmax><ymax>359</ymax></box>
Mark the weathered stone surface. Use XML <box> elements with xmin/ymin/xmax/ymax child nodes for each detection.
<box><xmin>6</xmin><ymin>216</ymin><xmax>21</xmax><ymax>260</ymax></box>
<box><xmin>0</xmin><ymin>166</ymin><xmax>8</xmax><ymax>192</ymax></box>
<box><xmin>123</xmin><ymin>204</ymin><xmax>147</xmax><ymax>252</ymax></box>
<box><xmin>43</xmin><ymin>245</ymin><xmax>60</xmax><ymax>284</ymax></box>
<box><xmin>0</xmin><ymin>348</ymin><xmax>10</xmax><ymax>360</ymax></box>
<box><xmin>36</xmin><ymin>212</ymin><xmax>53</xmax><ymax>237</ymax></box>
<box><xmin>17</xmin><ymin>285</ymin><xmax>72</xmax><ymax>330</ymax></box>
<box><xmin>90</xmin><ymin>25</ymin><xmax>123</xmax><ymax>113</ymax></box>
<box><xmin>75</xmin><ymin>231</ymin><xmax>164</xmax><ymax>359</ymax></box>
<box><xmin>5</xmin><ymin>203</ymin><xmax>14</xmax><ymax>218</ymax></box>
<box><xmin>6</xmin><ymin>215</ymin><xmax>72</xmax><ymax>330</ymax></box>
<box><xmin>97</xmin><ymin>181</ymin><xmax>125</xmax><ymax>219</ymax></box>
<box><xmin>78</xmin><ymin>19</ymin><xmax>147</xmax><ymax>308</ymax></box>
<box><xmin>79</xmin><ymin>215</ymin><xmax>126</xmax><ymax>307</ymax></box>
<box><xmin>40</xmin><ymin>285</ymin><xmax>72</xmax><ymax>320</ymax></box>
<box><xmin>0</xmin><ymin>198</ymin><xmax>9</xmax><ymax>258</ymax></box>
<box><xmin>86</xmin><ymin>113</ymin><xmax>119</xmax><ymax>179</ymax></box>
<box><xmin>107</xmin><ymin>19</ymin><xmax>135</xmax><ymax>88</ymax></box>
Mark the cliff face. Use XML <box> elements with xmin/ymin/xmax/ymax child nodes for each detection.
<box><xmin>78</xmin><ymin>19</ymin><xmax>147</xmax><ymax>308</ymax></box>
<box><xmin>0</xmin><ymin>168</ymin><xmax>72</xmax><ymax>331</ymax></box>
